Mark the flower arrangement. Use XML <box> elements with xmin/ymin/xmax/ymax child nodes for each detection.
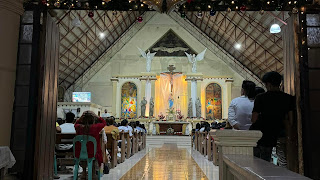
<box><xmin>158</xmin><ymin>113</ymin><xmax>165</xmax><ymax>120</ymax></box>
<box><xmin>166</xmin><ymin>107</ymin><xmax>175</xmax><ymax>115</ymax></box>
<box><xmin>177</xmin><ymin>111</ymin><xmax>183</xmax><ymax>120</ymax></box>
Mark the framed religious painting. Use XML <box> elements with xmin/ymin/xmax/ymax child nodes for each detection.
<box><xmin>205</xmin><ymin>83</ymin><xmax>222</xmax><ymax>120</ymax></box>
<box><xmin>121</xmin><ymin>82</ymin><xmax>137</xmax><ymax>119</ymax></box>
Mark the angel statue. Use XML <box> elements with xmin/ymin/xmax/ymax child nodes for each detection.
<box><xmin>138</xmin><ymin>47</ymin><xmax>157</xmax><ymax>72</ymax></box>
<box><xmin>185</xmin><ymin>48</ymin><xmax>207</xmax><ymax>73</ymax></box>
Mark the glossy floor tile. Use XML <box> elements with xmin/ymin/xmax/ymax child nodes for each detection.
<box><xmin>120</xmin><ymin>144</ymin><xmax>209</xmax><ymax>180</ymax></box>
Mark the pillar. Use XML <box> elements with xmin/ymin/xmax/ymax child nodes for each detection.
<box><xmin>111</xmin><ymin>78</ymin><xmax>118</xmax><ymax>117</ymax></box>
<box><xmin>0</xmin><ymin>0</ymin><xmax>24</xmax><ymax>146</ymax></box>
<box><xmin>151</xmin><ymin>79</ymin><xmax>155</xmax><ymax>117</ymax></box>
<box><xmin>225</xmin><ymin>79</ymin><xmax>233</xmax><ymax>115</ymax></box>
<box><xmin>210</xmin><ymin>130</ymin><xmax>262</xmax><ymax>180</ymax></box>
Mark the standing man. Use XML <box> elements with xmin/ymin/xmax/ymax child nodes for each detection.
<box><xmin>251</xmin><ymin>71</ymin><xmax>295</xmax><ymax>163</ymax></box>
<box><xmin>101</xmin><ymin>109</ymin><xmax>111</xmax><ymax>118</ymax></box>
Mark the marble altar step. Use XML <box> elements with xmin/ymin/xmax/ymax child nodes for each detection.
<box><xmin>146</xmin><ymin>135</ymin><xmax>192</xmax><ymax>148</ymax></box>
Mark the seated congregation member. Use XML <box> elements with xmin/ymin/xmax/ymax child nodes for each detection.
<box><xmin>74</xmin><ymin>111</ymin><xmax>106</xmax><ymax>170</ymax></box>
<box><xmin>56</xmin><ymin>112</ymin><xmax>76</xmax><ymax>151</ymax></box>
<box><xmin>135</xmin><ymin>121</ymin><xmax>143</xmax><ymax>133</ymax></box>
<box><xmin>251</xmin><ymin>71</ymin><xmax>295</xmax><ymax>162</ymax></box>
<box><xmin>140</xmin><ymin>124</ymin><xmax>147</xmax><ymax>134</ymax></box>
<box><xmin>104</xmin><ymin>117</ymin><xmax>118</xmax><ymax>133</ymax></box>
<box><xmin>60</xmin><ymin>112</ymin><xmax>76</xmax><ymax>133</ymax></box>
<box><xmin>228</xmin><ymin>80</ymin><xmax>256</xmax><ymax>130</ymax></box>
<box><xmin>118</xmin><ymin>119</ymin><xmax>133</xmax><ymax>137</ymax></box>
<box><xmin>195</xmin><ymin>123</ymin><xmax>201</xmax><ymax>131</ymax></box>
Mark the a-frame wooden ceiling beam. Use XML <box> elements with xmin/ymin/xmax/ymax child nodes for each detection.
<box><xmin>66</xmin><ymin>11</ymin><xmax>141</xmax><ymax>89</ymax></box>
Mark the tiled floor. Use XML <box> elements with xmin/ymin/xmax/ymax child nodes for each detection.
<box><xmin>58</xmin><ymin>138</ymin><xmax>219</xmax><ymax>180</ymax></box>
<box><xmin>120</xmin><ymin>144</ymin><xmax>210</xmax><ymax>180</ymax></box>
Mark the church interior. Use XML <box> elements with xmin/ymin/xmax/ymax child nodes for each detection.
<box><xmin>1</xmin><ymin>0</ymin><xmax>320</xmax><ymax>179</ymax></box>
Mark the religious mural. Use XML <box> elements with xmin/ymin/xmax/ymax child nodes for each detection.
<box><xmin>149</xmin><ymin>29</ymin><xmax>196</xmax><ymax>56</ymax></box>
<box><xmin>206</xmin><ymin>83</ymin><xmax>222</xmax><ymax>120</ymax></box>
<box><xmin>121</xmin><ymin>82</ymin><xmax>137</xmax><ymax>119</ymax></box>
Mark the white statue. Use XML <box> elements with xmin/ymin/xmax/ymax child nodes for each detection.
<box><xmin>138</xmin><ymin>47</ymin><xmax>157</xmax><ymax>72</ymax></box>
<box><xmin>188</xmin><ymin>98</ymin><xmax>193</xmax><ymax>118</ymax></box>
<box><xmin>196</xmin><ymin>97</ymin><xmax>201</xmax><ymax>118</ymax></box>
<box><xmin>185</xmin><ymin>48</ymin><xmax>207</xmax><ymax>73</ymax></box>
<box><xmin>149</xmin><ymin>97</ymin><xmax>154</xmax><ymax>118</ymax></box>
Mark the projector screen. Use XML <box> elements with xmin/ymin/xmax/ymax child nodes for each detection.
<box><xmin>72</xmin><ymin>92</ymin><xmax>91</xmax><ymax>102</ymax></box>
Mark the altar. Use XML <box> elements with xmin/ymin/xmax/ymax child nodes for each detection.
<box><xmin>150</xmin><ymin>121</ymin><xmax>192</xmax><ymax>136</ymax></box>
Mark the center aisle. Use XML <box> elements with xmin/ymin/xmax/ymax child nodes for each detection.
<box><xmin>119</xmin><ymin>144</ymin><xmax>208</xmax><ymax>180</ymax></box>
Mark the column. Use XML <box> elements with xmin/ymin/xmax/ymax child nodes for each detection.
<box><xmin>0</xmin><ymin>0</ymin><xmax>24</xmax><ymax>146</ymax></box>
<box><xmin>210</xmin><ymin>130</ymin><xmax>262</xmax><ymax>179</ymax></box>
<box><xmin>151</xmin><ymin>79</ymin><xmax>155</xmax><ymax>116</ymax></box>
<box><xmin>111</xmin><ymin>78</ymin><xmax>118</xmax><ymax>118</ymax></box>
<box><xmin>225</xmin><ymin>79</ymin><xmax>233</xmax><ymax>116</ymax></box>
<box><xmin>140</xmin><ymin>79</ymin><xmax>146</xmax><ymax>117</ymax></box>
<box><xmin>191</xmin><ymin>80</ymin><xmax>197</xmax><ymax>117</ymax></box>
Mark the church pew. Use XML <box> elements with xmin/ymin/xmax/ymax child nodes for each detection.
<box><xmin>123</xmin><ymin>133</ymin><xmax>131</xmax><ymax>159</ymax></box>
<box><xmin>135</xmin><ymin>132</ymin><xmax>140</xmax><ymax>153</ymax></box>
<box><xmin>104</xmin><ymin>133</ymin><xmax>118</xmax><ymax>168</ymax></box>
<box><xmin>200</xmin><ymin>132</ymin><xmax>205</xmax><ymax>155</ymax></box>
<box><xmin>132</xmin><ymin>132</ymin><xmax>137</xmax><ymax>155</ymax></box>
<box><xmin>143</xmin><ymin>132</ymin><xmax>146</xmax><ymax>149</ymax></box>
<box><xmin>55</xmin><ymin>133</ymin><xmax>76</xmax><ymax>167</ymax></box>
<box><xmin>207</xmin><ymin>134</ymin><xmax>212</xmax><ymax>161</ymax></box>
<box><xmin>119</xmin><ymin>132</ymin><xmax>127</xmax><ymax>163</ymax></box>
<box><xmin>194</xmin><ymin>131</ymin><xmax>198</xmax><ymax>150</ymax></box>
<box><xmin>196</xmin><ymin>131</ymin><xmax>201</xmax><ymax>152</ymax></box>
<box><xmin>137</xmin><ymin>132</ymin><xmax>142</xmax><ymax>151</ymax></box>
<box><xmin>203</xmin><ymin>132</ymin><xmax>207</xmax><ymax>156</ymax></box>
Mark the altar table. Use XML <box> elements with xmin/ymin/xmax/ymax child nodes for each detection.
<box><xmin>150</xmin><ymin>121</ymin><xmax>192</xmax><ymax>135</ymax></box>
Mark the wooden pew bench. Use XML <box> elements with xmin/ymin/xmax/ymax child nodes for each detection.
<box><xmin>223</xmin><ymin>154</ymin><xmax>311</xmax><ymax>180</ymax></box>
<box><xmin>55</xmin><ymin>133</ymin><xmax>76</xmax><ymax>167</ymax></box>
<box><xmin>103</xmin><ymin>133</ymin><xmax>118</xmax><ymax>168</ymax></box>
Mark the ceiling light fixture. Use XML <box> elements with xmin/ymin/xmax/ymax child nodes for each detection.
<box><xmin>235</xmin><ymin>43</ymin><xmax>241</xmax><ymax>50</ymax></box>
<box><xmin>99</xmin><ymin>32</ymin><xmax>105</xmax><ymax>39</ymax></box>
<box><xmin>270</xmin><ymin>23</ymin><xmax>281</xmax><ymax>33</ymax></box>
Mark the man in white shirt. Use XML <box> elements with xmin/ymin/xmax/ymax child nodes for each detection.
<box><xmin>135</xmin><ymin>121</ymin><xmax>143</xmax><ymax>133</ymax></box>
<box><xmin>57</xmin><ymin>112</ymin><xmax>76</xmax><ymax>150</ymax></box>
<box><xmin>118</xmin><ymin>119</ymin><xmax>133</xmax><ymax>136</ymax></box>
<box><xmin>101</xmin><ymin>109</ymin><xmax>111</xmax><ymax>118</ymax></box>
<box><xmin>228</xmin><ymin>81</ymin><xmax>256</xmax><ymax>130</ymax></box>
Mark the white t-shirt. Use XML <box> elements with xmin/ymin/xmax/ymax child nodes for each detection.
<box><xmin>101</xmin><ymin>113</ymin><xmax>111</xmax><ymax>118</ymax></box>
<box><xmin>228</xmin><ymin>96</ymin><xmax>254</xmax><ymax>130</ymax></box>
<box><xmin>118</xmin><ymin>126</ymin><xmax>133</xmax><ymax>136</ymax></box>
<box><xmin>57</xmin><ymin>123</ymin><xmax>76</xmax><ymax>150</ymax></box>
<box><xmin>60</xmin><ymin>123</ymin><xmax>76</xmax><ymax>133</ymax></box>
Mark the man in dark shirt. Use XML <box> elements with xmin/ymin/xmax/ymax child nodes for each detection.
<box><xmin>251</xmin><ymin>71</ymin><xmax>295</xmax><ymax>162</ymax></box>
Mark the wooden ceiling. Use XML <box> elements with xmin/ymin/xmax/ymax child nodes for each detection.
<box><xmin>54</xmin><ymin>10</ymin><xmax>289</xmax><ymax>89</ymax></box>
<box><xmin>53</xmin><ymin>10</ymin><xmax>143</xmax><ymax>89</ymax></box>
<box><xmin>183</xmin><ymin>10</ymin><xmax>289</xmax><ymax>78</ymax></box>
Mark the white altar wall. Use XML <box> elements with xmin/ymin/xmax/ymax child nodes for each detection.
<box><xmin>76</xmin><ymin>13</ymin><xmax>245</xmax><ymax>118</ymax></box>
<box><xmin>57</xmin><ymin>102</ymin><xmax>103</xmax><ymax>119</ymax></box>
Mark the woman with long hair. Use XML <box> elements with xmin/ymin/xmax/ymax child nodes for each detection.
<box><xmin>74</xmin><ymin>111</ymin><xmax>106</xmax><ymax>172</ymax></box>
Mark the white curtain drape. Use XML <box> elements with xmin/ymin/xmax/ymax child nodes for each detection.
<box><xmin>155</xmin><ymin>74</ymin><xmax>187</xmax><ymax>118</ymax></box>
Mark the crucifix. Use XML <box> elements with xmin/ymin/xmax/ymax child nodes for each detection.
<box><xmin>161</xmin><ymin>65</ymin><xmax>182</xmax><ymax>93</ymax></box>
